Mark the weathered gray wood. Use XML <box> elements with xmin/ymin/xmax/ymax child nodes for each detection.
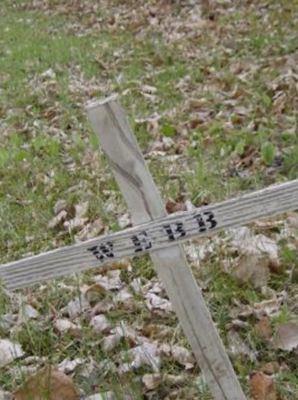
<box><xmin>0</xmin><ymin>98</ymin><xmax>296</xmax><ymax>398</ymax></box>
<box><xmin>1</xmin><ymin>177</ymin><xmax>297</xmax><ymax>291</ymax></box>
<box><xmin>87</xmin><ymin>96</ymin><xmax>247</xmax><ymax>400</ymax></box>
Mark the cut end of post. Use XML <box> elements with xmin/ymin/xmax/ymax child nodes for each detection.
<box><xmin>85</xmin><ymin>94</ymin><xmax>118</xmax><ymax>111</ymax></box>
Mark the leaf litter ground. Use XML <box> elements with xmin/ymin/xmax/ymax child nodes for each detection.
<box><xmin>0</xmin><ymin>0</ymin><xmax>297</xmax><ymax>399</ymax></box>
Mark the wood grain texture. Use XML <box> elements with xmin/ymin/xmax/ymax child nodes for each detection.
<box><xmin>1</xmin><ymin>177</ymin><xmax>297</xmax><ymax>292</ymax></box>
<box><xmin>0</xmin><ymin>99</ymin><xmax>296</xmax><ymax>398</ymax></box>
<box><xmin>87</xmin><ymin>97</ymin><xmax>247</xmax><ymax>400</ymax></box>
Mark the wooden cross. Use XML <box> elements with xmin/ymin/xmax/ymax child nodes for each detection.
<box><xmin>1</xmin><ymin>96</ymin><xmax>297</xmax><ymax>399</ymax></box>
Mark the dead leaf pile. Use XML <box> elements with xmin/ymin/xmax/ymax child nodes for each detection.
<box><xmin>48</xmin><ymin>199</ymin><xmax>105</xmax><ymax>242</ymax></box>
<box><xmin>1</xmin><ymin>0</ymin><xmax>297</xmax><ymax>398</ymax></box>
<box><xmin>13</xmin><ymin>367</ymin><xmax>79</xmax><ymax>400</ymax></box>
<box><xmin>273</xmin><ymin>322</ymin><xmax>298</xmax><ymax>352</ymax></box>
<box><xmin>223</xmin><ymin>226</ymin><xmax>281</xmax><ymax>287</ymax></box>
<box><xmin>249</xmin><ymin>371</ymin><xmax>277</xmax><ymax>400</ymax></box>
<box><xmin>0</xmin><ymin>339</ymin><xmax>24</xmax><ymax>368</ymax></box>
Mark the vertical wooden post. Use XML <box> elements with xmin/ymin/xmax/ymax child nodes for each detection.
<box><xmin>86</xmin><ymin>96</ymin><xmax>246</xmax><ymax>400</ymax></box>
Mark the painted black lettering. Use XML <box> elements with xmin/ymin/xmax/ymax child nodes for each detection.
<box><xmin>87</xmin><ymin>241</ymin><xmax>114</xmax><ymax>261</ymax></box>
<box><xmin>194</xmin><ymin>213</ymin><xmax>207</xmax><ymax>232</ymax></box>
<box><xmin>131</xmin><ymin>231</ymin><xmax>152</xmax><ymax>253</ymax></box>
<box><xmin>164</xmin><ymin>224</ymin><xmax>175</xmax><ymax>240</ymax></box>
<box><xmin>176</xmin><ymin>222</ymin><xmax>186</xmax><ymax>237</ymax></box>
<box><xmin>203</xmin><ymin>211</ymin><xmax>217</xmax><ymax>229</ymax></box>
<box><xmin>163</xmin><ymin>222</ymin><xmax>186</xmax><ymax>241</ymax></box>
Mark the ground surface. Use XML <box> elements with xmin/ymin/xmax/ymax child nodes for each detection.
<box><xmin>0</xmin><ymin>0</ymin><xmax>297</xmax><ymax>399</ymax></box>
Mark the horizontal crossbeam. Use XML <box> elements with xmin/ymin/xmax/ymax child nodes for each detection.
<box><xmin>0</xmin><ymin>179</ymin><xmax>297</xmax><ymax>290</ymax></box>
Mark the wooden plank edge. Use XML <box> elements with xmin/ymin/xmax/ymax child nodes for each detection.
<box><xmin>0</xmin><ymin>179</ymin><xmax>297</xmax><ymax>290</ymax></box>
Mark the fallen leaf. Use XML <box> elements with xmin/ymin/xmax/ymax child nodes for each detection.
<box><xmin>186</xmin><ymin>240</ymin><xmax>216</xmax><ymax>264</ymax></box>
<box><xmin>93</xmin><ymin>270</ymin><xmax>123</xmax><ymax>291</ymax></box>
<box><xmin>13</xmin><ymin>367</ymin><xmax>79</xmax><ymax>400</ymax></box>
<box><xmin>76</xmin><ymin>359</ymin><xmax>98</xmax><ymax>380</ymax></box>
<box><xmin>249</xmin><ymin>371</ymin><xmax>277</xmax><ymax>400</ymax></box>
<box><xmin>164</xmin><ymin>373</ymin><xmax>186</xmax><ymax>386</ymax></box>
<box><xmin>165</xmin><ymin>199</ymin><xmax>187</xmax><ymax>214</ymax></box>
<box><xmin>232</xmin><ymin>253</ymin><xmax>270</xmax><ymax>288</ymax></box>
<box><xmin>253</xmin><ymin>295</ymin><xmax>285</xmax><ymax>319</ymax></box>
<box><xmin>224</xmin><ymin>226</ymin><xmax>283</xmax><ymax>286</ymax></box>
<box><xmin>0</xmin><ymin>313</ymin><xmax>15</xmax><ymax>334</ymax></box>
<box><xmin>53</xmin><ymin>199</ymin><xmax>67</xmax><ymax>215</ymax></box>
<box><xmin>115</xmin><ymin>287</ymin><xmax>133</xmax><ymax>304</ymax></box>
<box><xmin>18</xmin><ymin>304</ymin><xmax>39</xmax><ymax>324</ymax></box>
<box><xmin>41</xmin><ymin>68</ymin><xmax>56</xmax><ymax>80</ymax></box>
<box><xmin>0</xmin><ymin>339</ymin><xmax>24</xmax><ymax>368</ymax></box>
<box><xmin>233</xmin><ymin>293</ymin><xmax>285</xmax><ymax>321</ymax></box>
<box><xmin>65</xmin><ymin>296</ymin><xmax>89</xmax><ymax>319</ymax></box>
<box><xmin>48</xmin><ymin>210</ymin><xmax>67</xmax><ymax>229</ymax></box>
<box><xmin>22</xmin><ymin>355</ymin><xmax>47</xmax><ymax>366</ymax></box>
<box><xmin>9</xmin><ymin>365</ymin><xmax>38</xmax><ymax>381</ymax></box>
<box><xmin>230</xmin><ymin>227</ymin><xmax>279</xmax><ymax>262</ymax></box>
<box><xmin>227</xmin><ymin>319</ymin><xmax>249</xmax><ymax>330</ymax></box>
<box><xmin>145</xmin><ymin>292</ymin><xmax>172</xmax><ymax>313</ymax></box>
<box><xmin>58</xmin><ymin>358</ymin><xmax>84</xmax><ymax>374</ymax></box>
<box><xmin>53</xmin><ymin>319</ymin><xmax>81</xmax><ymax>337</ymax></box>
<box><xmin>255</xmin><ymin>317</ymin><xmax>273</xmax><ymax>341</ymax></box>
<box><xmin>102</xmin><ymin>333</ymin><xmax>123</xmax><ymax>352</ymax></box>
<box><xmin>52</xmin><ymin>200</ymin><xmax>88</xmax><ymax>235</ymax></box>
<box><xmin>130</xmin><ymin>278</ymin><xmax>143</xmax><ymax>294</ymax></box>
<box><xmin>144</xmin><ymin>279</ymin><xmax>164</xmax><ymax>294</ymax></box>
<box><xmin>140</xmin><ymin>84</ymin><xmax>157</xmax><ymax>94</ymax></box>
<box><xmin>227</xmin><ymin>330</ymin><xmax>256</xmax><ymax>361</ymax></box>
<box><xmin>120</xmin><ymin>342</ymin><xmax>161</xmax><ymax>373</ymax></box>
<box><xmin>135</xmin><ymin>113</ymin><xmax>161</xmax><ymax>138</ymax></box>
<box><xmin>114</xmin><ymin>288</ymin><xmax>135</xmax><ymax>310</ymax></box>
<box><xmin>63</xmin><ymin>216</ymin><xmax>88</xmax><ymax>233</ymax></box>
<box><xmin>151</xmin><ymin>137</ymin><xmax>175</xmax><ymax>152</ymax></box>
<box><xmin>90</xmin><ymin>314</ymin><xmax>111</xmax><ymax>334</ymax></box>
<box><xmin>261</xmin><ymin>362</ymin><xmax>280</xmax><ymax>375</ymax></box>
<box><xmin>0</xmin><ymin>389</ymin><xmax>12</xmax><ymax>400</ymax></box>
<box><xmin>74</xmin><ymin>201</ymin><xmax>89</xmax><ymax>218</ymax></box>
<box><xmin>112</xmin><ymin>323</ymin><xmax>143</xmax><ymax>347</ymax></box>
<box><xmin>141</xmin><ymin>323</ymin><xmax>173</xmax><ymax>340</ymax></box>
<box><xmin>142</xmin><ymin>373</ymin><xmax>162</xmax><ymax>391</ymax></box>
<box><xmin>287</xmin><ymin>213</ymin><xmax>298</xmax><ymax>229</ymax></box>
<box><xmin>85</xmin><ymin>392</ymin><xmax>115</xmax><ymax>400</ymax></box>
<box><xmin>75</xmin><ymin>218</ymin><xmax>104</xmax><ymax>241</ymax></box>
<box><xmin>169</xmin><ymin>345</ymin><xmax>195</xmax><ymax>369</ymax></box>
<box><xmin>84</xmin><ymin>283</ymin><xmax>106</xmax><ymax>304</ymax></box>
<box><xmin>90</xmin><ymin>299</ymin><xmax>115</xmax><ymax>316</ymax></box>
<box><xmin>99</xmin><ymin>259</ymin><xmax>132</xmax><ymax>274</ymax></box>
<box><xmin>117</xmin><ymin>213</ymin><xmax>131</xmax><ymax>229</ymax></box>
<box><xmin>273</xmin><ymin>322</ymin><xmax>298</xmax><ymax>351</ymax></box>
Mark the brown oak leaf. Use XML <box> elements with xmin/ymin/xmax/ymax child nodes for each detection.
<box><xmin>14</xmin><ymin>367</ymin><xmax>79</xmax><ymax>400</ymax></box>
<box><xmin>249</xmin><ymin>371</ymin><xmax>277</xmax><ymax>400</ymax></box>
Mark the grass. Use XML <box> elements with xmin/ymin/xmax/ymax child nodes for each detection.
<box><xmin>0</xmin><ymin>0</ymin><xmax>297</xmax><ymax>398</ymax></box>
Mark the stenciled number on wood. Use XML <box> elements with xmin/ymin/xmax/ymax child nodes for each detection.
<box><xmin>131</xmin><ymin>231</ymin><xmax>152</xmax><ymax>253</ymax></box>
<box><xmin>2</xmin><ymin>97</ymin><xmax>297</xmax><ymax>400</ymax></box>
<box><xmin>87</xmin><ymin>211</ymin><xmax>218</xmax><ymax>261</ymax></box>
<box><xmin>87</xmin><ymin>241</ymin><xmax>115</xmax><ymax>261</ymax></box>
<box><xmin>195</xmin><ymin>211</ymin><xmax>218</xmax><ymax>231</ymax></box>
<box><xmin>163</xmin><ymin>222</ymin><xmax>186</xmax><ymax>241</ymax></box>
